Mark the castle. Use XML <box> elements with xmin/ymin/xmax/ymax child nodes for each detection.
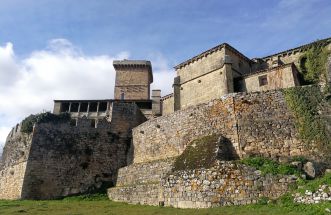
<box><xmin>0</xmin><ymin>37</ymin><xmax>330</xmax><ymax>208</ymax></box>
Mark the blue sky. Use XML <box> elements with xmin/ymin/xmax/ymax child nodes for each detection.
<box><xmin>1</xmin><ymin>0</ymin><xmax>331</xmax><ymax>62</ymax></box>
<box><xmin>0</xmin><ymin>0</ymin><xmax>331</xmax><ymax>150</ymax></box>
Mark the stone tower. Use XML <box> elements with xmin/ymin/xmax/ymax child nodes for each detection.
<box><xmin>113</xmin><ymin>60</ymin><xmax>153</xmax><ymax>100</ymax></box>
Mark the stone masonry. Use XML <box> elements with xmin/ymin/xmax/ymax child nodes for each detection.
<box><xmin>133</xmin><ymin>88</ymin><xmax>325</xmax><ymax>164</ymax></box>
<box><xmin>0</xmin><ymin>102</ymin><xmax>146</xmax><ymax>200</ymax></box>
<box><xmin>108</xmin><ymin>87</ymin><xmax>329</xmax><ymax>208</ymax></box>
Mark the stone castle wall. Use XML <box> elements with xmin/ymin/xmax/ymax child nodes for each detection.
<box><xmin>0</xmin><ymin>126</ymin><xmax>33</xmax><ymax>199</ymax></box>
<box><xmin>132</xmin><ymin>88</ymin><xmax>325</xmax><ymax>164</ymax></box>
<box><xmin>0</xmin><ymin>102</ymin><xmax>146</xmax><ymax>200</ymax></box>
<box><xmin>161</xmin><ymin>94</ymin><xmax>174</xmax><ymax>116</ymax></box>
<box><xmin>160</xmin><ymin>161</ymin><xmax>296</xmax><ymax>208</ymax></box>
<box><xmin>133</xmin><ymin>96</ymin><xmax>238</xmax><ymax>163</ymax></box>
<box><xmin>109</xmin><ymin>87</ymin><xmax>327</xmax><ymax>208</ymax></box>
<box><xmin>108</xmin><ymin>158</ymin><xmax>175</xmax><ymax>206</ymax></box>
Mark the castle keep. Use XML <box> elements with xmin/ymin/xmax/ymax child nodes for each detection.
<box><xmin>162</xmin><ymin>37</ymin><xmax>331</xmax><ymax>114</ymax></box>
<box><xmin>0</xmin><ymin>38</ymin><xmax>331</xmax><ymax>207</ymax></box>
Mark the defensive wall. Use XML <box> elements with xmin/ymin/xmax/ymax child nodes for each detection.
<box><xmin>0</xmin><ymin>102</ymin><xmax>146</xmax><ymax>200</ymax></box>
<box><xmin>108</xmin><ymin>86</ymin><xmax>330</xmax><ymax>208</ymax></box>
<box><xmin>134</xmin><ymin>88</ymin><xmax>325</xmax><ymax>164</ymax></box>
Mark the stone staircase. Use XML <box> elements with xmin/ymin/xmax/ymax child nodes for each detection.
<box><xmin>107</xmin><ymin>158</ymin><xmax>174</xmax><ymax>205</ymax></box>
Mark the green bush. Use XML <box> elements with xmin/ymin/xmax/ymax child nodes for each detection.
<box><xmin>21</xmin><ymin>112</ymin><xmax>71</xmax><ymax>133</ymax></box>
<box><xmin>240</xmin><ymin>156</ymin><xmax>300</xmax><ymax>176</ymax></box>
<box><xmin>300</xmin><ymin>42</ymin><xmax>330</xmax><ymax>84</ymax></box>
<box><xmin>283</xmin><ymin>86</ymin><xmax>330</xmax><ymax>152</ymax></box>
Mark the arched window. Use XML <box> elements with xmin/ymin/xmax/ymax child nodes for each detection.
<box><xmin>121</xmin><ymin>92</ymin><xmax>125</xmax><ymax>100</ymax></box>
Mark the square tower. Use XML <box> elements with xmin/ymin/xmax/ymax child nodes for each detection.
<box><xmin>113</xmin><ymin>60</ymin><xmax>153</xmax><ymax>100</ymax></box>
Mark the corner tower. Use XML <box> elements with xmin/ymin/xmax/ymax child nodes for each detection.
<box><xmin>113</xmin><ymin>60</ymin><xmax>153</xmax><ymax>100</ymax></box>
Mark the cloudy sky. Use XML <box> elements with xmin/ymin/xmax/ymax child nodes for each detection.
<box><xmin>0</xmin><ymin>0</ymin><xmax>331</xmax><ymax>151</ymax></box>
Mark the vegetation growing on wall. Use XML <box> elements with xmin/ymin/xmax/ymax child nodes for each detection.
<box><xmin>240</xmin><ymin>156</ymin><xmax>301</xmax><ymax>176</ymax></box>
<box><xmin>299</xmin><ymin>42</ymin><xmax>330</xmax><ymax>84</ymax></box>
<box><xmin>21</xmin><ymin>112</ymin><xmax>71</xmax><ymax>133</ymax></box>
<box><xmin>283</xmin><ymin>85</ymin><xmax>330</xmax><ymax>152</ymax></box>
<box><xmin>172</xmin><ymin>134</ymin><xmax>220</xmax><ymax>171</ymax></box>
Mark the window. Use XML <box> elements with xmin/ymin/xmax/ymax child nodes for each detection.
<box><xmin>60</xmin><ymin>103</ymin><xmax>70</xmax><ymax>112</ymax></box>
<box><xmin>91</xmin><ymin>119</ymin><xmax>96</xmax><ymax>128</ymax></box>
<box><xmin>258</xmin><ymin>75</ymin><xmax>268</xmax><ymax>86</ymax></box>
<box><xmin>121</xmin><ymin>92</ymin><xmax>125</xmax><ymax>100</ymax></box>
<box><xmin>70</xmin><ymin>103</ymin><xmax>79</xmax><ymax>112</ymax></box>
<box><xmin>80</xmin><ymin>103</ymin><xmax>88</xmax><ymax>112</ymax></box>
<box><xmin>99</xmin><ymin>102</ymin><xmax>107</xmax><ymax>112</ymax></box>
<box><xmin>89</xmin><ymin>102</ymin><xmax>98</xmax><ymax>112</ymax></box>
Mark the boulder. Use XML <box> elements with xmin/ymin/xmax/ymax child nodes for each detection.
<box><xmin>303</xmin><ymin>162</ymin><xmax>316</xmax><ymax>179</ymax></box>
<box><xmin>291</xmin><ymin>161</ymin><xmax>303</xmax><ymax>170</ymax></box>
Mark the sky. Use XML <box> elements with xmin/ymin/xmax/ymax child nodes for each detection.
<box><xmin>0</xmin><ymin>0</ymin><xmax>331</xmax><ymax>151</ymax></box>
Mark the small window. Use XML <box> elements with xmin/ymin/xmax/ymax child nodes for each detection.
<box><xmin>121</xmin><ymin>92</ymin><xmax>125</xmax><ymax>100</ymax></box>
<box><xmin>91</xmin><ymin>119</ymin><xmax>96</xmax><ymax>128</ymax></box>
<box><xmin>258</xmin><ymin>75</ymin><xmax>268</xmax><ymax>86</ymax></box>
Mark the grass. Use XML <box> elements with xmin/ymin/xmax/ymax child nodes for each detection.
<box><xmin>296</xmin><ymin>172</ymin><xmax>331</xmax><ymax>194</ymax></box>
<box><xmin>240</xmin><ymin>156</ymin><xmax>301</xmax><ymax>176</ymax></box>
<box><xmin>0</xmin><ymin>198</ymin><xmax>330</xmax><ymax>215</ymax></box>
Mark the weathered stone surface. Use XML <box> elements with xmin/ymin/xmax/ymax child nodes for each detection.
<box><xmin>133</xmin><ymin>89</ymin><xmax>326</xmax><ymax>164</ymax></box>
<box><xmin>294</xmin><ymin>185</ymin><xmax>331</xmax><ymax>204</ymax></box>
<box><xmin>161</xmin><ymin>161</ymin><xmax>296</xmax><ymax>208</ymax></box>
<box><xmin>108</xmin><ymin>158</ymin><xmax>174</xmax><ymax>205</ymax></box>
<box><xmin>303</xmin><ymin>162</ymin><xmax>316</xmax><ymax>179</ymax></box>
<box><xmin>0</xmin><ymin>102</ymin><xmax>146</xmax><ymax>200</ymax></box>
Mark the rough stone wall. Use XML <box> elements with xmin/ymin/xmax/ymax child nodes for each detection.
<box><xmin>244</xmin><ymin>64</ymin><xmax>300</xmax><ymax>93</ymax></box>
<box><xmin>0</xmin><ymin>102</ymin><xmax>146</xmax><ymax>200</ymax></box>
<box><xmin>160</xmin><ymin>161</ymin><xmax>295</xmax><ymax>208</ymax></box>
<box><xmin>108</xmin><ymin>158</ymin><xmax>174</xmax><ymax>206</ymax></box>
<box><xmin>132</xmin><ymin>97</ymin><xmax>238</xmax><ymax>163</ymax></box>
<box><xmin>132</xmin><ymin>88</ymin><xmax>325</xmax><ymax>164</ymax></box>
<box><xmin>115</xmin><ymin>158</ymin><xmax>174</xmax><ymax>187</ymax></box>
<box><xmin>0</xmin><ymin>126</ymin><xmax>32</xmax><ymax>199</ymax></box>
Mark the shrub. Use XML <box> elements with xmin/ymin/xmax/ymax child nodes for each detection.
<box><xmin>283</xmin><ymin>86</ymin><xmax>330</xmax><ymax>153</ymax></box>
<box><xmin>21</xmin><ymin>112</ymin><xmax>71</xmax><ymax>133</ymax></box>
<box><xmin>300</xmin><ymin>42</ymin><xmax>330</xmax><ymax>84</ymax></box>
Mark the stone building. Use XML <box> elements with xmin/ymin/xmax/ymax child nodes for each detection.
<box><xmin>53</xmin><ymin>60</ymin><xmax>162</xmax><ymax>120</ymax></box>
<box><xmin>161</xmin><ymin>37</ymin><xmax>331</xmax><ymax>115</ymax></box>
<box><xmin>1</xmin><ymin>36</ymin><xmax>331</xmax><ymax>202</ymax></box>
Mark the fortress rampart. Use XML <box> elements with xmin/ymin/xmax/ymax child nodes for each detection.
<box><xmin>0</xmin><ymin>102</ymin><xmax>146</xmax><ymax>200</ymax></box>
<box><xmin>133</xmin><ymin>89</ymin><xmax>324</xmax><ymax>164</ymax></box>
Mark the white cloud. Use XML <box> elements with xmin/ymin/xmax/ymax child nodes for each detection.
<box><xmin>0</xmin><ymin>39</ymin><xmax>174</xmax><ymax>152</ymax></box>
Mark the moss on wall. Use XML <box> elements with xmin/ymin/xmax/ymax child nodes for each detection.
<box><xmin>172</xmin><ymin>134</ymin><xmax>221</xmax><ymax>171</ymax></box>
<box><xmin>21</xmin><ymin>112</ymin><xmax>70</xmax><ymax>133</ymax></box>
<box><xmin>283</xmin><ymin>86</ymin><xmax>330</xmax><ymax>154</ymax></box>
<box><xmin>299</xmin><ymin>42</ymin><xmax>330</xmax><ymax>84</ymax></box>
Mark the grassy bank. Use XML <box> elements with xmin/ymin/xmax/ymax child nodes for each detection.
<box><xmin>0</xmin><ymin>197</ymin><xmax>330</xmax><ymax>215</ymax></box>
